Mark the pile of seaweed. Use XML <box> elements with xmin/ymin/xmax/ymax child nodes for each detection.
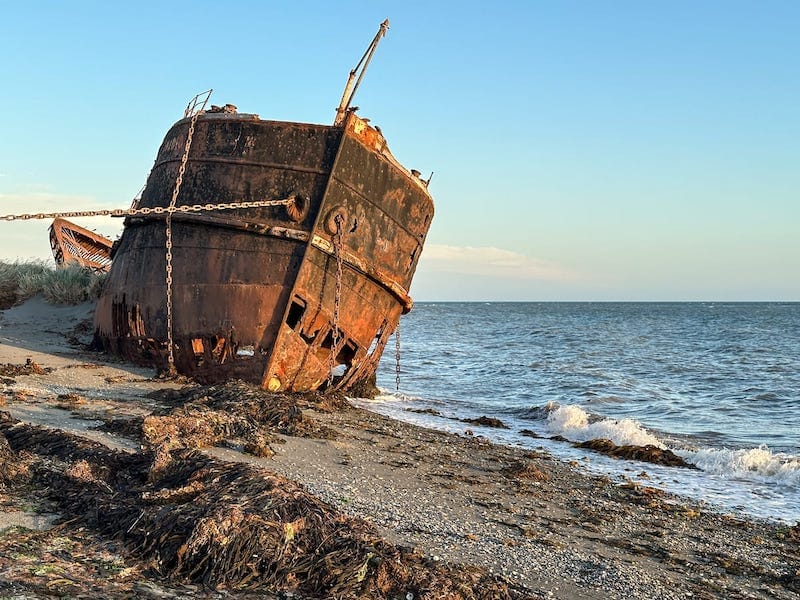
<box><xmin>96</xmin><ymin>382</ymin><xmax>348</xmax><ymax>458</ymax></box>
<box><xmin>0</xmin><ymin>410</ymin><xmax>534</xmax><ymax>599</ymax></box>
<box><xmin>575</xmin><ymin>438</ymin><xmax>697</xmax><ymax>469</ymax></box>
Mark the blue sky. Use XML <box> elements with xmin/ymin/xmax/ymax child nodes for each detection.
<box><xmin>1</xmin><ymin>1</ymin><xmax>797</xmax><ymax>301</ymax></box>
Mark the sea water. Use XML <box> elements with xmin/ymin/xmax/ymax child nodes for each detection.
<box><xmin>361</xmin><ymin>303</ymin><xmax>800</xmax><ymax>523</ymax></box>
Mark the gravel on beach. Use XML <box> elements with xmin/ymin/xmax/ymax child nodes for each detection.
<box><xmin>1</xmin><ymin>298</ymin><xmax>798</xmax><ymax>599</ymax></box>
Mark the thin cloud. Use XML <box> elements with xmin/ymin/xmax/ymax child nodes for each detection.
<box><xmin>419</xmin><ymin>244</ymin><xmax>573</xmax><ymax>281</ymax></box>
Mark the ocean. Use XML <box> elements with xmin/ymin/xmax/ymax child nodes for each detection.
<box><xmin>362</xmin><ymin>302</ymin><xmax>800</xmax><ymax>523</ymax></box>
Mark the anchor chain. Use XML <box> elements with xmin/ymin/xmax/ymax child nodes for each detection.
<box><xmin>0</xmin><ymin>199</ymin><xmax>297</xmax><ymax>223</ymax></box>
<box><xmin>395</xmin><ymin>321</ymin><xmax>401</xmax><ymax>391</ymax></box>
<box><xmin>165</xmin><ymin>93</ymin><xmax>209</xmax><ymax>375</ymax></box>
<box><xmin>0</xmin><ymin>87</ymin><xmax>307</xmax><ymax>382</ymax></box>
<box><xmin>329</xmin><ymin>213</ymin><xmax>345</xmax><ymax>386</ymax></box>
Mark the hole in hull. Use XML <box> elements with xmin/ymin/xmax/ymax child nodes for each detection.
<box><xmin>286</xmin><ymin>298</ymin><xmax>306</xmax><ymax>330</ymax></box>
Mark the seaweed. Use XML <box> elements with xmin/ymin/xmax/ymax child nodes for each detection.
<box><xmin>0</xmin><ymin>416</ymin><xmax>534</xmax><ymax>599</ymax></box>
<box><xmin>576</xmin><ymin>438</ymin><xmax>697</xmax><ymax>469</ymax></box>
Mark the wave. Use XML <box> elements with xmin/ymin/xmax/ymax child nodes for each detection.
<box><xmin>544</xmin><ymin>404</ymin><xmax>664</xmax><ymax>447</ymax></box>
<box><xmin>684</xmin><ymin>446</ymin><xmax>800</xmax><ymax>485</ymax></box>
<box><xmin>543</xmin><ymin>404</ymin><xmax>800</xmax><ymax>485</ymax></box>
<box><xmin>368</xmin><ymin>390</ymin><xmax>425</xmax><ymax>404</ymax></box>
<box><xmin>364</xmin><ymin>393</ymin><xmax>800</xmax><ymax>490</ymax></box>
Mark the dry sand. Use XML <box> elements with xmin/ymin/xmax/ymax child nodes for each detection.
<box><xmin>0</xmin><ymin>296</ymin><xmax>798</xmax><ymax>599</ymax></box>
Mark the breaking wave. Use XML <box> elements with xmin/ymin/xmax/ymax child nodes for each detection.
<box><xmin>685</xmin><ymin>446</ymin><xmax>800</xmax><ymax>485</ymax></box>
<box><xmin>544</xmin><ymin>404</ymin><xmax>664</xmax><ymax>447</ymax></box>
<box><xmin>543</xmin><ymin>404</ymin><xmax>800</xmax><ymax>486</ymax></box>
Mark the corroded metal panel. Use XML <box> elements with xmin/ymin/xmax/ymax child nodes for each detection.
<box><xmin>262</xmin><ymin>113</ymin><xmax>433</xmax><ymax>392</ymax></box>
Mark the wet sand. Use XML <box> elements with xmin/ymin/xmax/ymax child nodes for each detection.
<box><xmin>1</xmin><ymin>297</ymin><xmax>798</xmax><ymax>599</ymax></box>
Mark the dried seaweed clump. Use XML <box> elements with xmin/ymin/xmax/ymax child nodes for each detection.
<box><xmin>576</xmin><ymin>438</ymin><xmax>697</xmax><ymax>469</ymax></box>
<box><xmin>500</xmin><ymin>460</ymin><xmax>549</xmax><ymax>482</ymax></box>
<box><xmin>0</xmin><ymin>358</ymin><xmax>52</xmax><ymax>378</ymax></box>
<box><xmin>142</xmin><ymin>382</ymin><xmax>340</xmax><ymax>454</ymax></box>
<box><xmin>461</xmin><ymin>416</ymin><xmax>509</xmax><ymax>429</ymax></box>
<box><xmin>3</xmin><ymin>417</ymin><xmax>533</xmax><ymax>599</ymax></box>
<box><xmin>0</xmin><ymin>421</ymin><xmax>34</xmax><ymax>497</ymax></box>
<box><xmin>112</xmin><ymin>453</ymin><xmax>532</xmax><ymax>599</ymax></box>
<box><xmin>142</xmin><ymin>404</ymin><xmax>255</xmax><ymax>451</ymax></box>
<box><xmin>0</xmin><ymin>431</ymin><xmax>23</xmax><ymax>483</ymax></box>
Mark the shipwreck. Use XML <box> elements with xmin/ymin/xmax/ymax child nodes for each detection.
<box><xmin>92</xmin><ymin>20</ymin><xmax>434</xmax><ymax>393</ymax></box>
<box><xmin>49</xmin><ymin>218</ymin><xmax>114</xmax><ymax>272</ymax></box>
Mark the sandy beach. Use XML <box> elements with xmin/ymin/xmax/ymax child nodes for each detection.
<box><xmin>1</xmin><ymin>297</ymin><xmax>798</xmax><ymax>599</ymax></box>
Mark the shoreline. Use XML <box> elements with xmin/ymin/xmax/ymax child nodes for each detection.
<box><xmin>1</xmin><ymin>297</ymin><xmax>799</xmax><ymax>599</ymax></box>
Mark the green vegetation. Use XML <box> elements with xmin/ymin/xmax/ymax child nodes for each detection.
<box><xmin>0</xmin><ymin>260</ymin><xmax>107</xmax><ymax>309</ymax></box>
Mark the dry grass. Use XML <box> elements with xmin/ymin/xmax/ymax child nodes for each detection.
<box><xmin>0</xmin><ymin>260</ymin><xmax>106</xmax><ymax>308</ymax></box>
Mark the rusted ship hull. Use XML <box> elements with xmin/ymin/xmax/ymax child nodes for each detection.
<box><xmin>49</xmin><ymin>218</ymin><xmax>113</xmax><ymax>272</ymax></box>
<box><xmin>93</xmin><ymin>110</ymin><xmax>433</xmax><ymax>392</ymax></box>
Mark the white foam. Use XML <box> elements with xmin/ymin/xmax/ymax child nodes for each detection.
<box><xmin>545</xmin><ymin>404</ymin><xmax>665</xmax><ymax>448</ymax></box>
<box><xmin>350</xmin><ymin>389</ymin><xmax>428</xmax><ymax>406</ymax></box>
<box><xmin>545</xmin><ymin>405</ymin><xmax>800</xmax><ymax>487</ymax></box>
<box><xmin>683</xmin><ymin>446</ymin><xmax>800</xmax><ymax>485</ymax></box>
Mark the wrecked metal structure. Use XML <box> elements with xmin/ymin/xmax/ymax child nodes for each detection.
<box><xmin>49</xmin><ymin>218</ymin><xmax>113</xmax><ymax>272</ymax></box>
<box><xmin>93</xmin><ymin>21</ymin><xmax>434</xmax><ymax>393</ymax></box>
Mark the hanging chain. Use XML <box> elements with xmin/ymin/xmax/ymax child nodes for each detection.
<box><xmin>328</xmin><ymin>214</ymin><xmax>345</xmax><ymax>387</ymax></box>
<box><xmin>164</xmin><ymin>95</ymin><xmax>209</xmax><ymax>375</ymax></box>
<box><xmin>395</xmin><ymin>321</ymin><xmax>401</xmax><ymax>391</ymax></box>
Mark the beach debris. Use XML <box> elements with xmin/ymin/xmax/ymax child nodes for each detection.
<box><xmin>0</xmin><ymin>429</ymin><xmax>17</xmax><ymax>481</ymax></box>
<box><xmin>461</xmin><ymin>416</ymin><xmax>510</xmax><ymax>429</ymax></box>
<box><xmin>500</xmin><ymin>460</ymin><xmax>550</xmax><ymax>482</ymax></box>
<box><xmin>140</xmin><ymin>382</ymin><xmax>340</xmax><ymax>453</ymax></box>
<box><xmin>56</xmin><ymin>392</ymin><xmax>87</xmax><ymax>408</ymax></box>
<box><xmin>519</xmin><ymin>429</ymin><xmax>542</xmax><ymax>438</ymax></box>
<box><xmin>93</xmin><ymin>416</ymin><xmax>145</xmax><ymax>440</ymax></box>
<box><xmin>575</xmin><ymin>438</ymin><xmax>697</xmax><ymax>469</ymax></box>
<box><xmin>406</xmin><ymin>408</ymin><xmax>443</xmax><ymax>417</ymax></box>
<box><xmin>0</xmin><ymin>359</ymin><xmax>52</xmax><ymax>378</ymax></box>
<box><xmin>788</xmin><ymin>524</ymin><xmax>800</xmax><ymax>542</ymax></box>
<box><xmin>0</xmin><ymin>416</ymin><xmax>534</xmax><ymax>599</ymax></box>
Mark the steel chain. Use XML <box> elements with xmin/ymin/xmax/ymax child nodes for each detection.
<box><xmin>328</xmin><ymin>214</ymin><xmax>345</xmax><ymax>387</ymax></box>
<box><xmin>164</xmin><ymin>102</ymin><xmax>206</xmax><ymax>375</ymax></box>
<box><xmin>0</xmin><ymin>198</ymin><xmax>296</xmax><ymax>222</ymax></box>
<box><xmin>395</xmin><ymin>321</ymin><xmax>401</xmax><ymax>391</ymax></box>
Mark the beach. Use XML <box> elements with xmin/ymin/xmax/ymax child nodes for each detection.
<box><xmin>1</xmin><ymin>297</ymin><xmax>798</xmax><ymax>599</ymax></box>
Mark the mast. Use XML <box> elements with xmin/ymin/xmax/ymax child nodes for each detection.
<box><xmin>334</xmin><ymin>19</ymin><xmax>390</xmax><ymax>126</ymax></box>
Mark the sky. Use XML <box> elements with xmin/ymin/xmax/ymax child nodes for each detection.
<box><xmin>0</xmin><ymin>1</ymin><xmax>797</xmax><ymax>301</ymax></box>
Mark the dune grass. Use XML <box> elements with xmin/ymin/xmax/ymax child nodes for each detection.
<box><xmin>0</xmin><ymin>260</ymin><xmax>107</xmax><ymax>309</ymax></box>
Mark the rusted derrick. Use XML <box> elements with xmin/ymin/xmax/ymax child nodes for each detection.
<box><xmin>49</xmin><ymin>218</ymin><xmax>113</xmax><ymax>272</ymax></box>
<box><xmin>94</xmin><ymin>106</ymin><xmax>433</xmax><ymax>392</ymax></box>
